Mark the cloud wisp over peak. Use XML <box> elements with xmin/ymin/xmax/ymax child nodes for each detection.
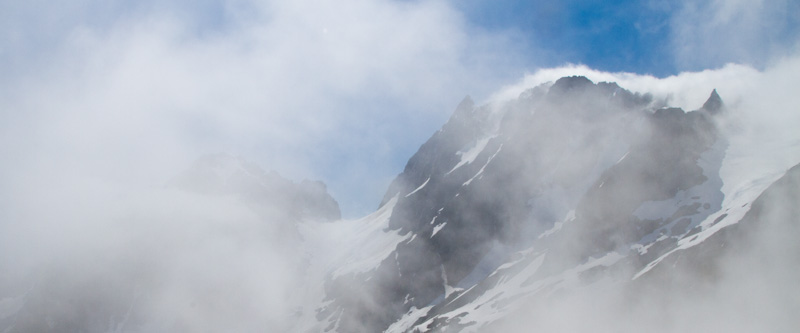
<box><xmin>1</xmin><ymin>1</ymin><xmax>799</xmax><ymax>332</ymax></box>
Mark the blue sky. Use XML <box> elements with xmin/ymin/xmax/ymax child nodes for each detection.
<box><xmin>1</xmin><ymin>0</ymin><xmax>798</xmax><ymax>218</ymax></box>
<box><xmin>453</xmin><ymin>0</ymin><xmax>799</xmax><ymax>76</ymax></box>
<box><xmin>455</xmin><ymin>0</ymin><xmax>675</xmax><ymax>75</ymax></box>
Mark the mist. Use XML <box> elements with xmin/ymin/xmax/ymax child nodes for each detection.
<box><xmin>362</xmin><ymin>57</ymin><xmax>800</xmax><ymax>332</ymax></box>
<box><xmin>465</xmin><ymin>57</ymin><xmax>800</xmax><ymax>333</ymax></box>
<box><xmin>492</xmin><ymin>163</ymin><xmax>800</xmax><ymax>333</ymax></box>
<box><xmin>0</xmin><ymin>0</ymin><xmax>528</xmax><ymax>218</ymax></box>
<box><xmin>0</xmin><ymin>0</ymin><xmax>518</xmax><ymax>330</ymax></box>
<box><xmin>2</xmin><ymin>0</ymin><xmax>799</xmax><ymax>332</ymax></box>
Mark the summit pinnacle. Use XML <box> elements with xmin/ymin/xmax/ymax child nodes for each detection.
<box><xmin>702</xmin><ymin>88</ymin><xmax>723</xmax><ymax>114</ymax></box>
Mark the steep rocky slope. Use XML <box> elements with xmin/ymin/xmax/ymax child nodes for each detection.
<box><xmin>314</xmin><ymin>77</ymin><xmax>799</xmax><ymax>332</ymax></box>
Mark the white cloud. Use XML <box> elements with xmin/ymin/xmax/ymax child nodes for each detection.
<box><xmin>0</xmin><ymin>0</ymin><xmax>527</xmax><ymax>217</ymax></box>
<box><xmin>1</xmin><ymin>0</ymin><xmax>798</xmax><ymax>330</ymax></box>
<box><xmin>0</xmin><ymin>2</ymin><xmax>527</xmax><ymax>328</ymax></box>
<box><xmin>482</xmin><ymin>55</ymin><xmax>800</xmax><ymax>333</ymax></box>
<box><xmin>669</xmin><ymin>0</ymin><xmax>799</xmax><ymax>70</ymax></box>
<box><xmin>491</xmin><ymin>56</ymin><xmax>800</xmax><ymax>186</ymax></box>
<box><xmin>0</xmin><ymin>1</ymin><xmax>528</xmax><ymax>328</ymax></box>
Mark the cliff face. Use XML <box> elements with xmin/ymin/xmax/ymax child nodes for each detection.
<box><xmin>316</xmin><ymin>76</ymin><xmax>795</xmax><ymax>333</ymax></box>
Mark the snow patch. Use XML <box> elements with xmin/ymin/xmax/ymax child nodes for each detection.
<box><xmin>464</xmin><ymin>144</ymin><xmax>503</xmax><ymax>186</ymax></box>
<box><xmin>441</xmin><ymin>265</ymin><xmax>464</xmax><ymax>299</ymax></box>
<box><xmin>448</xmin><ymin>136</ymin><xmax>496</xmax><ymax>174</ymax></box>
<box><xmin>405</xmin><ymin>177</ymin><xmax>430</xmax><ymax>197</ymax></box>
<box><xmin>409</xmin><ymin>252</ymin><xmax>547</xmax><ymax>332</ymax></box>
<box><xmin>319</xmin><ymin>196</ymin><xmax>409</xmax><ymax>279</ymax></box>
<box><xmin>431</xmin><ymin>222</ymin><xmax>447</xmax><ymax>238</ymax></box>
<box><xmin>634</xmin><ymin>127</ymin><xmax>800</xmax><ymax>280</ymax></box>
<box><xmin>615</xmin><ymin>151</ymin><xmax>629</xmax><ymax>164</ymax></box>
<box><xmin>406</xmin><ymin>250</ymin><xmax>627</xmax><ymax>332</ymax></box>
<box><xmin>538</xmin><ymin>210</ymin><xmax>575</xmax><ymax>239</ymax></box>
<box><xmin>385</xmin><ymin>305</ymin><xmax>434</xmax><ymax>333</ymax></box>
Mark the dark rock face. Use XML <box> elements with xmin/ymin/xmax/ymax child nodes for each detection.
<box><xmin>558</xmin><ymin>103</ymin><xmax>720</xmax><ymax>264</ymax></box>
<box><xmin>321</xmin><ymin>77</ymin><xmax>728</xmax><ymax>332</ymax></box>
<box><xmin>624</xmin><ymin>161</ymin><xmax>800</xmax><ymax>325</ymax></box>
<box><xmin>701</xmin><ymin>89</ymin><xmax>723</xmax><ymax>114</ymax></box>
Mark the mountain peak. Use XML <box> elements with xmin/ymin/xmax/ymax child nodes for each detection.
<box><xmin>550</xmin><ymin>76</ymin><xmax>594</xmax><ymax>94</ymax></box>
<box><xmin>702</xmin><ymin>88</ymin><xmax>723</xmax><ymax>114</ymax></box>
<box><xmin>448</xmin><ymin>95</ymin><xmax>476</xmax><ymax>123</ymax></box>
<box><xmin>457</xmin><ymin>95</ymin><xmax>474</xmax><ymax>110</ymax></box>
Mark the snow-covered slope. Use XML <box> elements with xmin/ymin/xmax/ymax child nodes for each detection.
<box><xmin>314</xmin><ymin>76</ymin><xmax>800</xmax><ymax>332</ymax></box>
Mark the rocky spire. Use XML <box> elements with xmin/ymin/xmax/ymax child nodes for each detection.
<box><xmin>702</xmin><ymin>88</ymin><xmax>723</xmax><ymax>114</ymax></box>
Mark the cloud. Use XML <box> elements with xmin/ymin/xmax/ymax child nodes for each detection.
<box><xmin>2</xmin><ymin>0</ymin><xmax>796</xmax><ymax>217</ymax></box>
<box><xmin>0</xmin><ymin>0</ymin><xmax>527</xmax><ymax>218</ymax></box>
<box><xmin>493</xmin><ymin>161</ymin><xmax>800</xmax><ymax>333</ymax></box>
<box><xmin>668</xmin><ymin>0</ymin><xmax>800</xmax><ymax>71</ymax></box>
<box><xmin>491</xmin><ymin>56</ymin><xmax>800</xmax><ymax>201</ymax></box>
<box><xmin>478</xmin><ymin>52</ymin><xmax>800</xmax><ymax>333</ymax></box>
<box><xmin>0</xmin><ymin>0</ymin><xmax>529</xmax><ymax>330</ymax></box>
<box><xmin>1</xmin><ymin>0</ymin><xmax>798</xmax><ymax>331</ymax></box>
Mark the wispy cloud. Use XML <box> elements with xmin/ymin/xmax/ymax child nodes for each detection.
<box><xmin>0</xmin><ymin>1</ymin><xmax>798</xmax><ymax>331</ymax></box>
<box><xmin>669</xmin><ymin>0</ymin><xmax>800</xmax><ymax>71</ymax></box>
<box><xmin>0</xmin><ymin>0</ymin><xmax>528</xmax><ymax>217</ymax></box>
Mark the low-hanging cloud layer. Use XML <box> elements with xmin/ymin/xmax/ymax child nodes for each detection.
<box><xmin>0</xmin><ymin>0</ymin><xmax>799</xmax><ymax>331</ymax></box>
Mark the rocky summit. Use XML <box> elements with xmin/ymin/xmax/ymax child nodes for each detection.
<box><xmin>312</xmin><ymin>77</ymin><xmax>798</xmax><ymax>332</ymax></box>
